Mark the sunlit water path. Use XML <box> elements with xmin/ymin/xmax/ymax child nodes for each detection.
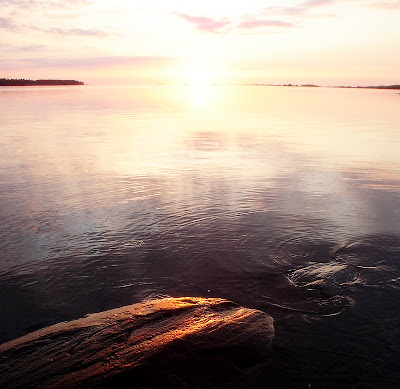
<box><xmin>1</xmin><ymin>85</ymin><xmax>400</xmax><ymax>387</ymax></box>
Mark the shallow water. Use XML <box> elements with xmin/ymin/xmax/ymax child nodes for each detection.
<box><xmin>1</xmin><ymin>85</ymin><xmax>400</xmax><ymax>387</ymax></box>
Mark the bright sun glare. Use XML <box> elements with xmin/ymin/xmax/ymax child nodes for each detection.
<box><xmin>180</xmin><ymin>60</ymin><xmax>224</xmax><ymax>107</ymax></box>
<box><xmin>189</xmin><ymin>68</ymin><xmax>213</xmax><ymax>87</ymax></box>
<box><xmin>185</xmin><ymin>66</ymin><xmax>215</xmax><ymax>107</ymax></box>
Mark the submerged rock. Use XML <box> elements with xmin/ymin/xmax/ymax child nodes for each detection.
<box><xmin>0</xmin><ymin>297</ymin><xmax>274</xmax><ymax>389</ymax></box>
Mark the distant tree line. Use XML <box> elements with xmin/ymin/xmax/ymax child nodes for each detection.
<box><xmin>363</xmin><ymin>85</ymin><xmax>400</xmax><ymax>90</ymax></box>
<box><xmin>336</xmin><ymin>85</ymin><xmax>400</xmax><ymax>90</ymax></box>
<box><xmin>0</xmin><ymin>78</ymin><xmax>84</xmax><ymax>86</ymax></box>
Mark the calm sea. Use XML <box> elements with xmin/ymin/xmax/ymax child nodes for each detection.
<box><xmin>1</xmin><ymin>85</ymin><xmax>400</xmax><ymax>387</ymax></box>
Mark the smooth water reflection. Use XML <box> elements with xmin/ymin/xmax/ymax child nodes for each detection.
<box><xmin>1</xmin><ymin>85</ymin><xmax>400</xmax><ymax>386</ymax></box>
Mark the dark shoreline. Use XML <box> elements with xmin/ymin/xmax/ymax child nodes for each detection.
<box><xmin>0</xmin><ymin>78</ymin><xmax>84</xmax><ymax>86</ymax></box>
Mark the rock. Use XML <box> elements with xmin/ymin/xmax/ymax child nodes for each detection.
<box><xmin>0</xmin><ymin>297</ymin><xmax>274</xmax><ymax>388</ymax></box>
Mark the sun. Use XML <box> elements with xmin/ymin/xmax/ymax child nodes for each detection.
<box><xmin>175</xmin><ymin>60</ymin><xmax>225</xmax><ymax>107</ymax></box>
<box><xmin>176</xmin><ymin>55</ymin><xmax>228</xmax><ymax>87</ymax></box>
<box><xmin>188</xmin><ymin>67</ymin><xmax>213</xmax><ymax>87</ymax></box>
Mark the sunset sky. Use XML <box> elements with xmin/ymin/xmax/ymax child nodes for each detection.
<box><xmin>1</xmin><ymin>0</ymin><xmax>399</xmax><ymax>85</ymax></box>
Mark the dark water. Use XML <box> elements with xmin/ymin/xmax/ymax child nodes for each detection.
<box><xmin>1</xmin><ymin>85</ymin><xmax>400</xmax><ymax>387</ymax></box>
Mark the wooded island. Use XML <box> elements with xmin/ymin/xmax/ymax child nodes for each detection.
<box><xmin>0</xmin><ymin>78</ymin><xmax>84</xmax><ymax>86</ymax></box>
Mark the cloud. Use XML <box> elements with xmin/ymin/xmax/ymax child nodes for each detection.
<box><xmin>368</xmin><ymin>1</ymin><xmax>400</xmax><ymax>10</ymax></box>
<box><xmin>0</xmin><ymin>42</ymin><xmax>45</xmax><ymax>51</ymax></box>
<box><xmin>238</xmin><ymin>20</ymin><xmax>294</xmax><ymax>29</ymax></box>
<box><xmin>174</xmin><ymin>12</ymin><xmax>295</xmax><ymax>33</ymax></box>
<box><xmin>300</xmin><ymin>0</ymin><xmax>335</xmax><ymax>7</ymax></box>
<box><xmin>263</xmin><ymin>0</ymin><xmax>336</xmax><ymax>16</ymax></box>
<box><xmin>39</xmin><ymin>27</ymin><xmax>109</xmax><ymax>37</ymax></box>
<box><xmin>0</xmin><ymin>56</ymin><xmax>174</xmax><ymax>70</ymax></box>
<box><xmin>0</xmin><ymin>16</ymin><xmax>19</xmax><ymax>31</ymax></box>
<box><xmin>0</xmin><ymin>1</ymin><xmax>99</xmax><ymax>36</ymax></box>
<box><xmin>0</xmin><ymin>16</ymin><xmax>109</xmax><ymax>38</ymax></box>
<box><xmin>343</xmin><ymin>0</ymin><xmax>400</xmax><ymax>10</ymax></box>
<box><xmin>0</xmin><ymin>0</ymin><xmax>91</xmax><ymax>9</ymax></box>
<box><xmin>65</xmin><ymin>56</ymin><xmax>173</xmax><ymax>68</ymax></box>
<box><xmin>20</xmin><ymin>44</ymin><xmax>46</xmax><ymax>51</ymax></box>
<box><xmin>174</xmin><ymin>13</ymin><xmax>230</xmax><ymax>32</ymax></box>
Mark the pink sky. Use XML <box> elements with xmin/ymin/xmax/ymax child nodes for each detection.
<box><xmin>1</xmin><ymin>0</ymin><xmax>399</xmax><ymax>85</ymax></box>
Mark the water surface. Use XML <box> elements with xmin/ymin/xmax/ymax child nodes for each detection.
<box><xmin>1</xmin><ymin>85</ymin><xmax>400</xmax><ymax>387</ymax></box>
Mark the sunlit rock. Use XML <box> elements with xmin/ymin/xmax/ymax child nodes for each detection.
<box><xmin>0</xmin><ymin>297</ymin><xmax>274</xmax><ymax>388</ymax></box>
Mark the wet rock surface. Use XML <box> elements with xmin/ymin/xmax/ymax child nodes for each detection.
<box><xmin>0</xmin><ymin>297</ymin><xmax>274</xmax><ymax>389</ymax></box>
